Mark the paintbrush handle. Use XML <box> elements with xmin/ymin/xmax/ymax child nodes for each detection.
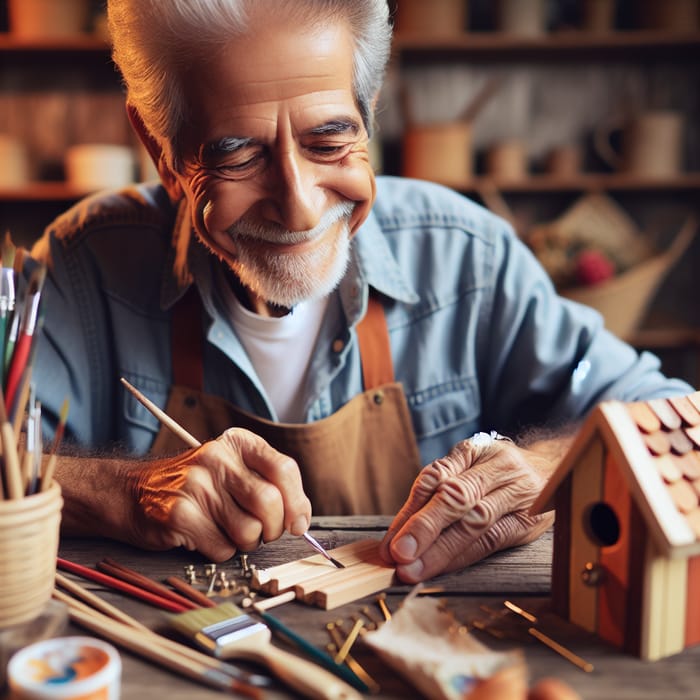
<box><xmin>62</xmin><ymin>599</ymin><xmax>263</xmax><ymax>698</ymax></box>
<box><xmin>259</xmin><ymin>611</ymin><xmax>368</xmax><ymax>693</ymax></box>
<box><xmin>238</xmin><ymin>642</ymin><xmax>363</xmax><ymax>700</ymax></box>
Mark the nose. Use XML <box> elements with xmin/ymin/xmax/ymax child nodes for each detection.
<box><xmin>268</xmin><ymin>146</ymin><xmax>323</xmax><ymax>232</ymax></box>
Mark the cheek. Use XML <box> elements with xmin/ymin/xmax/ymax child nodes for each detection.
<box><xmin>188</xmin><ymin>180</ymin><xmax>254</xmax><ymax>239</ymax></box>
<box><xmin>331</xmin><ymin>156</ymin><xmax>376</xmax><ymax>235</ymax></box>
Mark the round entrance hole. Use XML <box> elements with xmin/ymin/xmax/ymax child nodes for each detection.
<box><xmin>585</xmin><ymin>502</ymin><xmax>620</xmax><ymax>547</ymax></box>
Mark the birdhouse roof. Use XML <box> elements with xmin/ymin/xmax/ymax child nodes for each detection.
<box><xmin>531</xmin><ymin>391</ymin><xmax>700</xmax><ymax>558</ymax></box>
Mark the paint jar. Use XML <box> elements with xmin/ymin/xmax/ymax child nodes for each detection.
<box><xmin>0</xmin><ymin>485</ymin><xmax>63</xmax><ymax>630</ymax></box>
<box><xmin>7</xmin><ymin>636</ymin><xmax>121</xmax><ymax>700</ymax></box>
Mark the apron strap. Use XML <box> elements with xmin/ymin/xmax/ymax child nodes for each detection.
<box><xmin>171</xmin><ymin>287</ymin><xmax>393</xmax><ymax>391</ymax></box>
<box><xmin>355</xmin><ymin>295</ymin><xmax>395</xmax><ymax>388</ymax></box>
<box><xmin>171</xmin><ymin>286</ymin><xmax>204</xmax><ymax>390</ymax></box>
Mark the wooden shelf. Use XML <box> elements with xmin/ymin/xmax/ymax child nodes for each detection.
<box><xmin>0</xmin><ymin>34</ymin><xmax>110</xmax><ymax>52</ymax></box>
<box><xmin>0</xmin><ymin>182</ymin><xmax>110</xmax><ymax>201</ymax></box>
<box><xmin>393</xmin><ymin>30</ymin><xmax>700</xmax><ymax>60</ymax></box>
<box><xmin>430</xmin><ymin>173</ymin><xmax>700</xmax><ymax>195</ymax></box>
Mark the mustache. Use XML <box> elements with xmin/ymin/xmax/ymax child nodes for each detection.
<box><xmin>226</xmin><ymin>201</ymin><xmax>355</xmax><ymax>244</ymax></box>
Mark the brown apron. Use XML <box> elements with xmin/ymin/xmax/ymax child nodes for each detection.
<box><xmin>150</xmin><ymin>288</ymin><xmax>422</xmax><ymax>514</ymax></box>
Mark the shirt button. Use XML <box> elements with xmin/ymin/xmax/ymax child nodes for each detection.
<box><xmin>373</xmin><ymin>390</ymin><xmax>384</xmax><ymax>405</ymax></box>
<box><xmin>332</xmin><ymin>339</ymin><xmax>344</xmax><ymax>353</ymax></box>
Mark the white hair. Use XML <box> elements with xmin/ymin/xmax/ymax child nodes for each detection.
<box><xmin>108</xmin><ymin>0</ymin><xmax>392</xmax><ymax>168</ymax></box>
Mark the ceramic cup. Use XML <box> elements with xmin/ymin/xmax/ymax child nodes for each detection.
<box><xmin>485</xmin><ymin>140</ymin><xmax>528</xmax><ymax>180</ymax></box>
<box><xmin>65</xmin><ymin>144</ymin><xmax>136</xmax><ymax>192</ymax></box>
<box><xmin>595</xmin><ymin>111</ymin><xmax>684</xmax><ymax>177</ymax></box>
<box><xmin>402</xmin><ymin>122</ymin><xmax>473</xmax><ymax>186</ymax></box>
<box><xmin>0</xmin><ymin>135</ymin><xmax>30</xmax><ymax>188</ymax></box>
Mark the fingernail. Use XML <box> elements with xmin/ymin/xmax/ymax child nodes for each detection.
<box><xmin>290</xmin><ymin>514</ymin><xmax>310</xmax><ymax>536</ymax></box>
<box><xmin>398</xmin><ymin>559</ymin><xmax>424</xmax><ymax>579</ymax></box>
<box><xmin>393</xmin><ymin>534</ymin><xmax>417</xmax><ymax>559</ymax></box>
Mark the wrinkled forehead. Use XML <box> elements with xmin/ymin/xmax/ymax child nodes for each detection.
<box><xmin>178</xmin><ymin>16</ymin><xmax>360</xmax><ymax>147</ymax></box>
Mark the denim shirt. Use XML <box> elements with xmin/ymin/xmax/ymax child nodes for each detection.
<box><xmin>30</xmin><ymin>176</ymin><xmax>691</xmax><ymax>465</ymax></box>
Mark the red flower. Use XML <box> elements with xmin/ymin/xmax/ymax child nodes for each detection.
<box><xmin>574</xmin><ymin>249</ymin><xmax>616</xmax><ymax>286</ymax></box>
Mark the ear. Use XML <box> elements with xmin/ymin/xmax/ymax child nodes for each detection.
<box><xmin>126</xmin><ymin>103</ymin><xmax>183</xmax><ymax>203</ymax></box>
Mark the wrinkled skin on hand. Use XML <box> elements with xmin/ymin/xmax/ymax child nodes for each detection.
<box><xmin>126</xmin><ymin>428</ymin><xmax>311</xmax><ymax>561</ymax></box>
<box><xmin>379</xmin><ymin>437</ymin><xmax>555</xmax><ymax>582</ymax></box>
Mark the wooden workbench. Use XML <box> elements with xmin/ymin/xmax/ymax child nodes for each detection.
<box><xmin>48</xmin><ymin>516</ymin><xmax>700</xmax><ymax>699</ymax></box>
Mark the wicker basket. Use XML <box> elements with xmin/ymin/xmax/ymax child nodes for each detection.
<box><xmin>563</xmin><ymin>216</ymin><xmax>697</xmax><ymax>339</ymax></box>
<box><xmin>0</xmin><ymin>484</ymin><xmax>63</xmax><ymax>628</ymax></box>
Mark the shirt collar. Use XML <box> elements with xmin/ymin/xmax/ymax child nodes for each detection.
<box><xmin>349</xmin><ymin>206</ymin><xmax>419</xmax><ymax>304</ymax></box>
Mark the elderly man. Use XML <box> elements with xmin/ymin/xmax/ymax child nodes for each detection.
<box><xmin>30</xmin><ymin>0</ymin><xmax>689</xmax><ymax>583</ymax></box>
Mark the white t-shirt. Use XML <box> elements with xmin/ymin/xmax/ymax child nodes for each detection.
<box><xmin>225</xmin><ymin>291</ymin><xmax>329</xmax><ymax>423</ymax></box>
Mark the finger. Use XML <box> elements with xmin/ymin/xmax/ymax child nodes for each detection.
<box><xmin>379</xmin><ymin>440</ymin><xmax>482</xmax><ymax>561</ymax></box>
<box><xmin>217</xmin><ymin>428</ymin><xmax>312</xmax><ymax>538</ymax></box>
<box><xmin>395</xmin><ymin>510</ymin><xmax>553</xmax><ymax>583</ymax></box>
<box><xmin>172</xmin><ymin>467</ymin><xmax>266</xmax><ymax>554</ymax></box>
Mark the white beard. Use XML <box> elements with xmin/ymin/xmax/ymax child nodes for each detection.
<box><xmin>223</xmin><ymin>201</ymin><xmax>355</xmax><ymax>309</ymax></box>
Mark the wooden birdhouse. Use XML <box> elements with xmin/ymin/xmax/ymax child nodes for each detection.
<box><xmin>531</xmin><ymin>392</ymin><xmax>700</xmax><ymax>661</ymax></box>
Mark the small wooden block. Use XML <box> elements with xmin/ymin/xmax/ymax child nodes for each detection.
<box><xmin>677</xmin><ymin>451</ymin><xmax>700</xmax><ymax>480</ymax></box>
<box><xmin>692</xmin><ymin>478</ymin><xmax>700</xmax><ymax>499</ymax></box>
<box><xmin>251</xmin><ymin>539</ymin><xmax>394</xmax><ymax>609</ymax></box>
<box><xmin>685</xmin><ymin>424</ymin><xmax>700</xmax><ymax>449</ymax></box>
<box><xmin>667</xmin><ymin>479</ymin><xmax>700</xmax><ymax>515</ymax></box>
<box><xmin>627</xmin><ymin>402</ymin><xmax>661</xmax><ymax>433</ymax></box>
<box><xmin>648</xmin><ymin>398</ymin><xmax>682</xmax><ymax>431</ymax></box>
<box><xmin>654</xmin><ymin>454</ymin><xmax>683</xmax><ymax>483</ymax></box>
<box><xmin>688</xmin><ymin>391</ymin><xmax>700</xmax><ymax>413</ymax></box>
<box><xmin>668</xmin><ymin>429</ymin><xmax>695</xmax><ymax>455</ymax></box>
<box><xmin>668</xmin><ymin>396</ymin><xmax>700</xmax><ymax>427</ymax></box>
<box><xmin>643</xmin><ymin>431</ymin><xmax>671</xmax><ymax>456</ymax></box>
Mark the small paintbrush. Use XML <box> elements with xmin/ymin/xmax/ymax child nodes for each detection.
<box><xmin>167</xmin><ymin>602</ymin><xmax>363</xmax><ymax>700</ymax></box>
<box><xmin>119</xmin><ymin>376</ymin><xmax>343</xmax><ymax>567</ymax></box>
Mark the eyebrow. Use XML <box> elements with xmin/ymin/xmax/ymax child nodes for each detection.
<box><xmin>307</xmin><ymin>119</ymin><xmax>360</xmax><ymax>136</ymax></box>
<box><xmin>200</xmin><ymin>137</ymin><xmax>255</xmax><ymax>161</ymax></box>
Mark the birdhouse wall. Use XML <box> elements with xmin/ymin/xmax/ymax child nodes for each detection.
<box><xmin>640</xmin><ymin>538</ymin><xmax>687</xmax><ymax>661</ymax></box>
<box><xmin>567</xmin><ymin>437</ymin><xmax>605</xmax><ymax>633</ymax></box>
<box><xmin>596</xmin><ymin>451</ymin><xmax>632</xmax><ymax>649</ymax></box>
<box><xmin>685</xmin><ymin>553</ymin><xmax>700</xmax><ymax>647</ymax></box>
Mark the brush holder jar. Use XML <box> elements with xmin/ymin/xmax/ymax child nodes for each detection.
<box><xmin>0</xmin><ymin>484</ymin><xmax>63</xmax><ymax>629</ymax></box>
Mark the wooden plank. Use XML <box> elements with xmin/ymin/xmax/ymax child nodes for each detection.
<box><xmin>551</xmin><ymin>474</ymin><xmax>572</xmax><ymax>617</ymax></box>
<box><xmin>640</xmin><ymin>538</ymin><xmax>666</xmax><ymax>660</ymax></box>
<box><xmin>313</xmin><ymin>566</ymin><xmax>396</xmax><ymax>610</ymax></box>
<box><xmin>598</xmin><ymin>452</ymin><xmax>631</xmax><ymax>649</ymax></box>
<box><xmin>623</xmin><ymin>502</ymin><xmax>647</xmax><ymax>657</ymax></box>
<box><xmin>569</xmin><ymin>437</ymin><xmax>604</xmax><ymax>633</ymax></box>
<box><xmin>661</xmin><ymin>556</ymin><xmax>688</xmax><ymax>659</ymax></box>
<box><xmin>685</xmin><ymin>554</ymin><xmax>700</xmax><ymax>647</ymax></box>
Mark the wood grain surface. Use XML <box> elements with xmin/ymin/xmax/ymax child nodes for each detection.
<box><xmin>51</xmin><ymin>517</ymin><xmax>700</xmax><ymax>700</ymax></box>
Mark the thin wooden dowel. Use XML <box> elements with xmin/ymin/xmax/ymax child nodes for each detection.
<box><xmin>54</xmin><ymin>591</ymin><xmax>263</xmax><ymax>698</ymax></box>
<box><xmin>55</xmin><ymin>572</ymin><xmax>150</xmax><ymax>631</ymax></box>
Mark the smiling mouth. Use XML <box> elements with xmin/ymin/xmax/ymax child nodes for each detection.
<box><xmin>225</xmin><ymin>201</ymin><xmax>355</xmax><ymax>249</ymax></box>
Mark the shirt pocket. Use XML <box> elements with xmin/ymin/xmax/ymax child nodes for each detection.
<box><xmin>406</xmin><ymin>377</ymin><xmax>481</xmax><ymax>464</ymax></box>
<box><xmin>120</xmin><ymin>376</ymin><xmax>169</xmax><ymax>454</ymax></box>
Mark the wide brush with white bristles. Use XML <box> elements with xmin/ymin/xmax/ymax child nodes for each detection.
<box><xmin>167</xmin><ymin>602</ymin><xmax>362</xmax><ymax>700</ymax></box>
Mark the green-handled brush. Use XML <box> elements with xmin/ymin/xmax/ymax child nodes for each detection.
<box><xmin>167</xmin><ymin>602</ymin><xmax>363</xmax><ymax>700</ymax></box>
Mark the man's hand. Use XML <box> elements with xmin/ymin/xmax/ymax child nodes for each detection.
<box><xmin>379</xmin><ymin>433</ymin><xmax>569</xmax><ymax>582</ymax></box>
<box><xmin>57</xmin><ymin>428</ymin><xmax>311</xmax><ymax>562</ymax></box>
